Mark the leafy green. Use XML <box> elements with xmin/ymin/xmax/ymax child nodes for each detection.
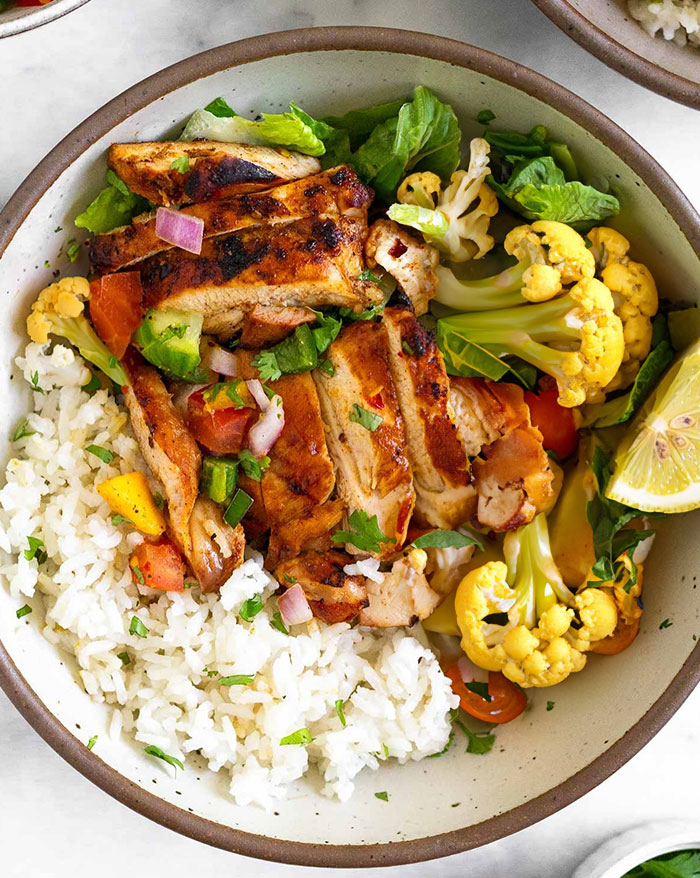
<box><xmin>280</xmin><ymin>727</ymin><xmax>313</xmax><ymax>746</ymax></box>
<box><xmin>170</xmin><ymin>155</ymin><xmax>190</xmax><ymax>174</ymax></box>
<box><xmin>239</xmin><ymin>593</ymin><xmax>263</xmax><ymax>622</ymax></box>
<box><xmin>129</xmin><ymin>616</ymin><xmax>149</xmax><ymax>638</ymax></box>
<box><xmin>12</xmin><ymin>420</ymin><xmax>36</xmax><ymax>442</ymax></box>
<box><xmin>335</xmin><ymin>699</ymin><xmax>347</xmax><ymax>727</ymax></box>
<box><xmin>587</xmin><ymin>447</ymin><xmax>654</xmax><ymax>589</ymax></box>
<box><xmin>622</xmin><ymin>849</ymin><xmax>700</xmax><ymax>878</ymax></box>
<box><xmin>311</xmin><ymin>310</ymin><xmax>342</xmax><ymax>354</ymax></box>
<box><xmin>203</xmin><ymin>96</ymin><xmax>236</xmax><ymax>118</ymax></box>
<box><xmin>464</xmin><ymin>681</ymin><xmax>493</xmax><ymax>702</ymax></box>
<box><xmin>374</xmin><ymin>791</ymin><xmax>390</xmax><ymax>802</ymax></box>
<box><xmin>411</xmin><ymin>530</ymin><xmax>484</xmax><ymax>551</ymax></box>
<box><xmin>218</xmin><ymin>674</ymin><xmax>255</xmax><ymax>687</ymax></box>
<box><xmin>386</xmin><ymin>203</ymin><xmax>449</xmax><ymax>238</ymax></box>
<box><xmin>348</xmin><ymin>404</ymin><xmax>383</xmax><ymax>433</ymax></box>
<box><xmin>144</xmin><ymin>744</ymin><xmax>184</xmax><ymax>771</ymax></box>
<box><xmin>86</xmin><ymin>444</ymin><xmax>114</xmax><ymax>464</ymax></box>
<box><xmin>451</xmin><ymin>710</ymin><xmax>496</xmax><ymax>755</ymax></box>
<box><xmin>181</xmin><ymin>104</ymin><xmax>327</xmax><ymax>156</ymax></box>
<box><xmin>75</xmin><ymin>170</ymin><xmax>151</xmax><ymax>234</ymax></box>
<box><xmin>237</xmin><ymin>449</ymin><xmax>270</xmax><ymax>482</ymax></box>
<box><xmin>24</xmin><ymin>536</ymin><xmax>47</xmax><ymax>563</ymax></box>
<box><xmin>111</xmin><ymin>514</ymin><xmax>134</xmax><ymax>527</ymax></box>
<box><xmin>253</xmin><ymin>324</ymin><xmax>319</xmax><ymax>381</ymax></box>
<box><xmin>436</xmin><ymin>320</ymin><xmax>512</xmax><ymax>381</ymax></box>
<box><xmin>323</xmin><ymin>98</ymin><xmax>407</xmax><ymax>148</ymax></box>
<box><xmin>353</xmin><ymin>86</ymin><xmax>461</xmax><ymax>201</ymax></box>
<box><xmin>332</xmin><ymin>510</ymin><xmax>395</xmax><ymax>554</ymax></box>
<box><xmin>546</xmin><ymin>701</ymin><xmax>555</xmax><ymax>711</ymax></box>
<box><xmin>428</xmin><ymin>730</ymin><xmax>455</xmax><ymax>757</ymax></box>
<box><xmin>271</xmin><ymin>611</ymin><xmax>289</xmax><ymax>635</ymax></box>
<box><xmin>477</xmin><ymin>109</ymin><xmax>496</xmax><ymax>125</ymax></box>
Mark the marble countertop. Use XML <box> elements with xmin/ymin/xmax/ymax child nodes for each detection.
<box><xmin>1</xmin><ymin>1</ymin><xmax>699</xmax><ymax>875</ymax></box>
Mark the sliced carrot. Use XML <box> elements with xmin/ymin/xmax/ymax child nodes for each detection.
<box><xmin>443</xmin><ymin>662</ymin><xmax>527</xmax><ymax>724</ymax></box>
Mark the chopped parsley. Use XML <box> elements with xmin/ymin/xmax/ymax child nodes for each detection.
<box><xmin>253</xmin><ymin>349</ymin><xmax>282</xmax><ymax>383</ymax></box>
<box><xmin>170</xmin><ymin>155</ymin><xmax>191</xmax><ymax>174</ymax></box>
<box><xmin>451</xmin><ymin>709</ymin><xmax>496</xmax><ymax>755</ymax></box>
<box><xmin>87</xmin><ymin>735</ymin><xmax>98</xmax><ymax>750</ymax></box>
<box><xmin>659</xmin><ymin>618</ymin><xmax>673</xmax><ymax>629</ymax></box>
<box><xmin>335</xmin><ymin>699</ymin><xmax>347</xmax><ymax>727</ymax></box>
<box><xmin>118</xmin><ymin>651</ymin><xmax>131</xmax><ymax>666</ymax></box>
<box><xmin>271</xmin><ymin>611</ymin><xmax>289</xmax><ymax>635</ymax></box>
<box><xmin>332</xmin><ymin>510</ymin><xmax>395</xmax><ymax>554</ymax></box>
<box><xmin>144</xmin><ymin>744</ymin><xmax>184</xmax><ymax>771</ymax></box>
<box><xmin>86</xmin><ymin>444</ymin><xmax>114</xmax><ymax>464</ymax></box>
<box><xmin>16</xmin><ymin>605</ymin><xmax>32</xmax><ymax>620</ymax></box>
<box><xmin>30</xmin><ymin>371</ymin><xmax>44</xmax><ymax>394</ymax></box>
<box><xmin>132</xmin><ymin>565</ymin><xmax>145</xmax><ymax>586</ymax></box>
<box><xmin>280</xmin><ymin>727</ymin><xmax>313</xmax><ymax>746</ymax></box>
<box><xmin>24</xmin><ymin>536</ymin><xmax>47</xmax><ymax>563</ymax></box>
<box><xmin>239</xmin><ymin>593</ymin><xmax>263</xmax><ymax>622</ymax></box>
<box><xmin>129</xmin><ymin>616</ymin><xmax>148</xmax><ymax>638</ymax></box>
<box><xmin>477</xmin><ymin>108</ymin><xmax>496</xmax><ymax>125</ymax></box>
<box><xmin>218</xmin><ymin>674</ymin><xmax>255</xmax><ymax>687</ymax></box>
<box><xmin>428</xmin><ymin>730</ymin><xmax>455</xmax><ymax>758</ymax></box>
<box><xmin>349</xmin><ymin>404</ymin><xmax>383</xmax><ymax>432</ymax></box>
<box><xmin>546</xmin><ymin>701</ymin><xmax>555</xmax><ymax>711</ymax></box>
<box><xmin>374</xmin><ymin>791</ymin><xmax>389</xmax><ymax>802</ymax></box>
<box><xmin>12</xmin><ymin>420</ymin><xmax>36</xmax><ymax>442</ymax></box>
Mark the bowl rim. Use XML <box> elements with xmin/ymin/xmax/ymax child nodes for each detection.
<box><xmin>530</xmin><ymin>0</ymin><xmax>700</xmax><ymax>110</ymax></box>
<box><xmin>0</xmin><ymin>0</ymin><xmax>91</xmax><ymax>40</ymax></box>
<box><xmin>1</xmin><ymin>25</ymin><xmax>700</xmax><ymax>868</ymax></box>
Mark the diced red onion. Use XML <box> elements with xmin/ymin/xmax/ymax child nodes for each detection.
<box><xmin>171</xmin><ymin>382</ymin><xmax>207</xmax><ymax>417</ymax></box>
<box><xmin>155</xmin><ymin>207</ymin><xmax>204</xmax><ymax>255</ymax></box>
<box><xmin>278</xmin><ymin>583</ymin><xmax>312</xmax><ymax>626</ymax></box>
<box><xmin>457</xmin><ymin>654</ymin><xmax>489</xmax><ymax>684</ymax></box>
<box><xmin>246</xmin><ymin>379</ymin><xmax>270</xmax><ymax>411</ymax></box>
<box><xmin>200</xmin><ymin>340</ymin><xmax>239</xmax><ymax>377</ymax></box>
<box><xmin>247</xmin><ymin>393</ymin><xmax>285</xmax><ymax>457</ymax></box>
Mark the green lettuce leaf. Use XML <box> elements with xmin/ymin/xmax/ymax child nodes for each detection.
<box><xmin>323</xmin><ymin>98</ymin><xmax>407</xmax><ymax>148</ymax></box>
<box><xmin>75</xmin><ymin>170</ymin><xmax>150</xmax><ymax>235</ymax></box>
<box><xmin>511</xmin><ymin>180</ymin><xmax>620</xmax><ymax>228</ymax></box>
<box><xmin>386</xmin><ymin>203</ymin><xmax>449</xmax><ymax>238</ymax></box>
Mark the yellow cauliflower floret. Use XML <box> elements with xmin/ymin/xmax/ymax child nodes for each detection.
<box><xmin>454</xmin><ymin>561</ymin><xmax>513</xmax><ymax>672</ymax></box>
<box><xmin>587</xmin><ymin>226</ymin><xmax>659</xmax><ymax>393</ymax></box>
<box><xmin>26</xmin><ymin>276</ymin><xmax>90</xmax><ymax>344</ymax></box>
<box><xmin>552</xmin><ymin>277</ymin><xmax>625</xmax><ymax>407</ymax></box>
<box><xmin>397</xmin><ymin>171</ymin><xmax>442</xmax><ymax>208</ymax></box>
<box><xmin>567</xmin><ymin>588</ymin><xmax>618</xmax><ymax>651</ymax></box>
<box><xmin>504</xmin><ymin>220</ymin><xmax>595</xmax><ymax>302</ymax></box>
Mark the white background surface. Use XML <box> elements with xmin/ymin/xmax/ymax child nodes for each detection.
<box><xmin>1</xmin><ymin>1</ymin><xmax>700</xmax><ymax>876</ymax></box>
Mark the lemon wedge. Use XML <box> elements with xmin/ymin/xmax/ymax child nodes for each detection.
<box><xmin>606</xmin><ymin>339</ymin><xmax>700</xmax><ymax>513</ymax></box>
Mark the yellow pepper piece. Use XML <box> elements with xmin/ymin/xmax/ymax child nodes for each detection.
<box><xmin>97</xmin><ymin>472</ymin><xmax>166</xmax><ymax>536</ymax></box>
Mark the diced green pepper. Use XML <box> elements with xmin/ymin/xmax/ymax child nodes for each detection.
<box><xmin>223</xmin><ymin>488</ymin><xmax>253</xmax><ymax>527</ymax></box>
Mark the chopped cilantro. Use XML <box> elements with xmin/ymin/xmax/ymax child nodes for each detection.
<box><xmin>144</xmin><ymin>744</ymin><xmax>184</xmax><ymax>771</ymax></box>
<box><xmin>12</xmin><ymin>420</ymin><xmax>36</xmax><ymax>442</ymax></box>
<box><xmin>659</xmin><ymin>618</ymin><xmax>673</xmax><ymax>629</ymax></box>
<box><xmin>429</xmin><ymin>730</ymin><xmax>455</xmax><ymax>758</ymax></box>
<box><xmin>357</xmin><ymin>269</ymin><xmax>383</xmax><ymax>284</ymax></box>
<box><xmin>87</xmin><ymin>735</ymin><xmax>98</xmax><ymax>750</ymax></box>
<box><xmin>282</xmin><ymin>574</ymin><xmax>296</xmax><ymax>584</ymax></box>
<box><xmin>349</xmin><ymin>404</ymin><xmax>383</xmax><ymax>432</ymax></box>
<box><xmin>67</xmin><ymin>242</ymin><xmax>81</xmax><ymax>263</ymax></box>
<box><xmin>271</xmin><ymin>611</ymin><xmax>289</xmax><ymax>635</ymax></box>
<box><xmin>374</xmin><ymin>791</ymin><xmax>389</xmax><ymax>802</ymax></box>
<box><xmin>332</xmin><ymin>510</ymin><xmax>395</xmax><ymax>554</ymax></box>
<box><xmin>118</xmin><ymin>651</ymin><xmax>131</xmax><ymax>666</ymax></box>
<box><xmin>280</xmin><ymin>727</ymin><xmax>313</xmax><ymax>746</ymax></box>
<box><xmin>16</xmin><ymin>605</ymin><xmax>32</xmax><ymax>620</ymax></box>
<box><xmin>546</xmin><ymin>701</ymin><xmax>555</xmax><ymax>711</ymax></box>
<box><xmin>110</xmin><ymin>514</ymin><xmax>133</xmax><ymax>527</ymax></box>
<box><xmin>477</xmin><ymin>109</ymin><xmax>496</xmax><ymax>125</ymax></box>
<box><xmin>153</xmin><ymin>492</ymin><xmax>165</xmax><ymax>509</ymax></box>
<box><xmin>239</xmin><ymin>593</ymin><xmax>263</xmax><ymax>622</ymax></box>
<box><xmin>335</xmin><ymin>699</ymin><xmax>347</xmax><ymax>727</ymax></box>
<box><xmin>132</xmin><ymin>565</ymin><xmax>145</xmax><ymax>586</ymax></box>
<box><xmin>129</xmin><ymin>616</ymin><xmax>148</xmax><ymax>638</ymax></box>
<box><xmin>24</xmin><ymin>536</ymin><xmax>47</xmax><ymax>563</ymax></box>
<box><xmin>86</xmin><ymin>444</ymin><xmax>114</xmax><ymax>464</ymax></box>
<box><xmin>218</xmin><ymin>674</ymin><xmax>254</xmax><ymax>687</ymax></box>
<box><xmin>237</xmin><ymin>449</ymin><xmax>270</xmax><ymax>482</ymax></box>
<box><xmin>30</xmin><ymin>371</ymin><xmax>44</xmax><ymax>394</ymax></box>
<box><xmin>170</xmin><ymin>156</ymin><xmax>191</xmax><ymax>174</ymax></box>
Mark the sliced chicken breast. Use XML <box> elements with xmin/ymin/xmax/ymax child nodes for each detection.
<box><xmin>239</xmin><ymin>305</ymin><xmax>316</xmax><ymax>349</ymax></box>
<box><xmin>383</xmin><ymin>307</ymin><xmax>475</xmax><ymax>529</ymax></box>
<box><xmin>275</xmin><ymin>550</ymin><xmax>368</xmax><ymax>625</ymax></box>
<box><xmin>313</xmin><ymin>321</ymin><xmax>415</xmax><ymax>560</ymax></box>
<box><xmin>359</xmin><ymin>548</ymin><xmax>440</xmax><ymax>627</ymax></box>
<box><xmin>188</xmin><ymin>497</ymin><xmax>246</xmax><ymax>593</ymax></box>
<box><xmin>266</xmin><ymin>499</ymin><xmax>345</xmax><ymax>568</ymax></box>
<box><xmin>202</xmin><ymin>308</ymin><xmax>245</xmax><ymax>340</ymax></box>
<box><xmin>450</xmin><ymin>377</ymin><xmax>554</xmax><ymax>531</ymax></box>
<box><xmin>90</xmin><ymin>166</ymin><xmax>372</xmax><ymax>274</ymax></box>
<box><xmin>365</xmin><ymin>219</ymin><xmax>439</xmax><ymax>316</ymax></box>
<box><xmin>138</xmin><ymin>216</ymin><xmax>379</xmax><ymax>315</ymax></box>
<box><xmin>121</xmin><ymin>348</ymin><xmax>201</xmax><ymax>556</ymax></box>
<box><xmin>108</xmin><ymin>141</ymin><xmax>320</xmax><ymax>207</ymax></box>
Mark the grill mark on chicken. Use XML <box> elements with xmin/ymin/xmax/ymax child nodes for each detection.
<box><xmin>266</xmin><ymin>499</ymin><xmax>345</xmax><ymax>568</ymax></box>
<box><xmin>107</xmin><ymin>141</ymin><xmax>320</xmax><ymax>207</ymax></box>
<box><xmin>313</xmin><ymin>321</ymin><xmax>414</xmax><ymax>559</ymax></box>
<box><xmin>90</xmin><ymin>167</ymin><xmax>373</xmax><ymax>274</ymax></box>
<box><xmin>137</xmin><ymin>216</ymin><xmax>376</xmax><ymax>315</ymax></box>
<box><xmin>275</xmin><ymin>550</ymin><xmax>368</xmax><ymax>624</ymax></box>
<box><xmin>383</xmin><ymin>308</ymin><xmax>475</xmax><ymax>530</ymax></box>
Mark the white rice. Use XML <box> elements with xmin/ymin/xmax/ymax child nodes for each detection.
<box><xmin>0</xmin><ymin>343</ymin><xmax>457</xmax><ymax>808</ymax></box>
<box><xmin>628</xmin><ymin>0</ymin><xmax>700</xmax><ymax>48</ymax></box>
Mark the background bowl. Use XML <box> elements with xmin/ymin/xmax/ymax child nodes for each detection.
<box><xmin>1</xmin><ymin>27</ymin><xmax>700</xmax><ymax>868</ymax></box>
<box><xmin>0</xmin><ymin>0</ymin><xmax>90</xmax><ymax>39</ymax></box>
<box><xmin>531</xmin><ymin>0</ymin><xmax>700</xmax><ymax>110</ymax></box>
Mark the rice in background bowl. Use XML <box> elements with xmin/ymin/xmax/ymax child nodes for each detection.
<box><xmin>628</xmin><ymin>0</ymin><xmax>700</xmax><ymax>48</ymax></box>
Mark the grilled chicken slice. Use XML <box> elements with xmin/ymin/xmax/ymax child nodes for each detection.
<box><xmin>365</xmin><ymin>219</ymin><xmax>439</xmax><ymax>316</ymax></box>
<box><xmin>121</xmin><ymin>348</ymin><xmax>201</xmax><ymax>556</ymax></box>
<box><xmin>239</xmin><ymin>305</ymin><xmax>316</xmax><ymax>349</ymax></box>
<box><xmin>202</xmin><ymin>308</ymin><xmax>245</xmax><ymax>340</ymax></box>
<box><xmin>313</xmin><ymin>321</ymin><xmax>414</xmax><ymax>560</ymax></box>
<box><xmin>450</xmin><ymin>378</ymin><xmax>554</xmax><ymax>531</ymax></box>
<box><xmin>90</xmin><ymin>166</ymin><xmax>372</xmax><ymax>274</ymax></box>
<box><xmin>188</xmin><ymin>497</ymin><xmax>246</xmax><ymax>593</ymax></box>
<box><xmin>107</xmin><ymin>141</ymin><xmax>320</xmax><ymax>207</ymax></box>
<box><xmin>138</xmin><ymin>216</ymin><xmax>379</xmax><ymax>315</ymax></box>
<box><xmin>383</xmin><ymin>307</ymin><xmax>475</xmax><ymax>529</ymax></box>
<box><xmin>359</xmin><ymin>548</ymin><xmax>440</xmax><ymax>628</ymax></box>
<box><xmin>266</xmin><ymin>499</ymin><xmax>345</xmax><ymax>568</ymax></box>
<box><xmin>275</xmin><ymin>550</ymin><xmax>368</xmax><ymax>625</ymax></box>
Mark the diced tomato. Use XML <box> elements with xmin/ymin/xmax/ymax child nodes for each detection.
<box><xmin>187</xmin><ymin>389</ymin><xmax>258</xmax><ymax>454</ymax></box>
<box><xmin>16</xmin><ymin>1</ymin><xmax>49</xmax><ymax>5</ymax></box>
<box><xmin>443</xmin><ymin>662</ymin><xmax>527</xmax><ymax>724</ymax></box>
<box><xmin>366</xmin><ymin>392</ymin><xmax>384</xmax><ymax>410</ymax></box>
<box><xmin>524</xmin><ymin>386</ymin><xmax>578</xmax><ymax>460</ymax></box>
<box><xmin>130</xmin><ymin>538</ymin><xmax>186</xmax><ymax>592</ymax></box>
<box><xmin>89</xmin><ymin>272</ymin><xmax>144</xmax><ymax>359</ymax></box>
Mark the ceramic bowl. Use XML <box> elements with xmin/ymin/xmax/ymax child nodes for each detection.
<box><xmin>531</xmin><ymin>0</ymin><xmax>700</xmax><ymax>110</ymax></box>
<box><xmin>0</xmin><ymin>0</ymin><xmax>90</xmax><ymax>39</ymax></box>
<box><xmin>1</xmin><ymin>27</ymin><xmax>700</xmax><ymax>869</ymax></box>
